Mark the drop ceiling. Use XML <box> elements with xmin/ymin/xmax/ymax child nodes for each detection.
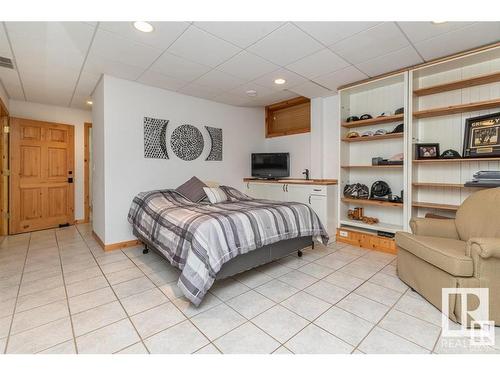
<box><xmin>0</xmin><ymin>21</ymin><xmax>499</xmax><ymax>109</ymax></box>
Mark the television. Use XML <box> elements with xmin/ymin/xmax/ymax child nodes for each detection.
<box><xmin>251</xmin><ymin>153</ymin><xmax>290</xmax><ymax>179</ymax></box>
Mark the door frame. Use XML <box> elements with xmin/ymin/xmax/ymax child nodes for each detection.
<box><xmin>83</xmin><ymin>122</ymin><xmax>92</xmax><ymax>224</ymax></box>
<box><xmin>0</xmin><ymin>97</ymin><xmax>8</xmax><ymax>236</ymax></box>
<box><xmin>9</xmin><ymin>117</ymin><xmax>75</xmax><ymax>234</ymax></box>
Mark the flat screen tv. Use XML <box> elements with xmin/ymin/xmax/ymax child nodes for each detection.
<box><xmin>251</xmin><ymin>153</ymin><xmax>290</xmax><ymax>179</ymax></box>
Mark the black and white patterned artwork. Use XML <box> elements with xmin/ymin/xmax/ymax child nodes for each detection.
<box><xmin>170</xmin><ymin>124</ymin><xmax>204</xmax><ymax>161</ymax></box>
<box><xmin>144</xmin><ymin>117</ymin><xmax>169</xmax><ymax>159</ymax></box>
<box><xmin>205</xmin><ymin>126</ymin><xmax>223</xmax><ymax>161</ymax></box>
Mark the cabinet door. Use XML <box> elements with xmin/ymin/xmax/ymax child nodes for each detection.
<box><xmin>265</xmin><ymin>184</ymin><xmax>286</xmax><ymax>201</ymax></box>
<box><xmin>285</xmin><ymin>184</ymin><xmax>310</xmax><ymax>205</ymax></box>
<box><xmin>246</xmin><ymin>183</ymin><xmax>268</xmax><ymax>199</ymax></box>
<box><xmin>309</xmin><ymin>194</ymin><xmax>327</xmax><ymax>228</ymax></box>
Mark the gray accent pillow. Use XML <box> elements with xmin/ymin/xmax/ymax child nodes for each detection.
<box><xmin>176</xmin><ymin>176</ymin><xmax>208</xmax><ymax>202</ymax></box>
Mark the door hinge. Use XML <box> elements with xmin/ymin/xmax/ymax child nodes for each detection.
<box><xmin>3</xmin><ymin>126</ymin><xmax>9</xmax><ymax>134</ymax></box>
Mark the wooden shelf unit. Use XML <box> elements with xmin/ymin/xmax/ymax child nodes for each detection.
<box><xmin>412</xmin><ymin>201</ymin><xmax>459</xmax><ymax>211</ymax></box>
<box><xmin>413</xmin><ymin>99</ymin><xmax>500</xmax><ymax>119</ymax></box>
<box><xmin>341</xmin><ymin>133</ymin><xmax>403</xmax><ymax>143</ymax></box>
<box><xmin>413</xmin><ymin>72</ymin><xmax>500</xmax><ymax>96</ymax></box>
<box><xmin>413</xmin><ymin>157</ymin><xmax>500</xmax><ymax>164</ymax></box>
<box><xmin>340</xmin><ymin>219</ymin><xmax>403</xmax><ymax>234</ymax></box>
<box><xmin>341</xmin><ymin>197</ymin><xmax>403</xmax><ymax>208</ymax></box>
<box><xmin>341</xmin><ymin>165</ymin><xmax>403</xmax><ymax>169</ymax></box>
<box><xmin>341</xmin><ymin>114</ymin><xmax>403</xmax><ymax>128</ymax></box>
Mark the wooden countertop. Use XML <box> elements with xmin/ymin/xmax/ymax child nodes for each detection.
<box><xmin>244</xmin><ymin>178</ymin><xmax>338</xmax><ymax>185</ymax></box>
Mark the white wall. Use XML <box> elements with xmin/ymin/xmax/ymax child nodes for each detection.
<box><xmin>0</xmin><ymin>83</ymin><xmax>8</xmax><ymax>111</ymax></box>
<box><xmin>8</xmin><ymin>100</ymin><xmax>92</xmax><ymax>221</ymax></box>
<box><xmin>96</xmin><ymin>75</ymin><xmax>265</xmax><ymax>244</ymax></box>
<box><xmin>263</xmin><ymin>133</ymin><xmax>311</xmax><ymax>178</ymax></box>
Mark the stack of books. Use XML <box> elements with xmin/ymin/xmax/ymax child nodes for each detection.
<box><xmin>465</xmin><ymin>171</ymin><xmax>500</xmax><ymax>187</ymax></box>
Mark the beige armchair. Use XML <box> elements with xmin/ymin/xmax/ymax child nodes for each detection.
<box><xmin>396</xmin><ymin>187</ymin><xmax>500</xmax><ymax>326</ymax></box>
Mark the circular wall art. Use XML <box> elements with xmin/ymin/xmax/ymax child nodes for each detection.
<box><xmin>170</xmin><ymin>124</ymin><xmax>204</xmax><ymax>161</ymax></box>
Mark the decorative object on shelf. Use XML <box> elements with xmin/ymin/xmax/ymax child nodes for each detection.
<box><xmin>171</xmin><ymin>124</ymin><xmax>204</xmax><ymax>161</ymax></box>
<box><xmin>372</xmin><ymin>153</ymin><xmax>404</xmax><ymax>166</ymax></box>
<box><xmin>440</xmin><ymin>149</ymin><xmax>461</xmax><ymax>159</ymax></box>
<box><xmin>394</xmin><ymin>107</ymin><xmax>404</xmax><ymax>115</ymax></box>
<box><xmin>377</xmin><ymin>111</ymin><xmax>392</xmax><ymax>117</ymax></box>
<box><xmin>205</xmin><ymin>126</ymin><xmax>223</xmax><ymax>161</ymax></box>
<box><xmin>390</xmin><ymin>123</ymin><xmax>404</xmax><ymax>134</ymax></box>
<box><xmin>144</xmin><ymin>117</ymin><xmax>169</xmax><ymax>159</ymax></box>
<box><xmin>374</xmin><ymin>129</ymin><xmax>387</xmax><ymax>136</ymax></box>
<box><xmin>362</xmin><ymin>216</ymin><xmax>379</xmax><ymax>224</ymax></box>
<box><xmin>370</xmin><ymin>180</ymin><xmax>392</xmax><ymax>200</ymax></box>
<box><xmin>465</xmin><ymin>170</ymin><xmax>500</xmax><ymax>188</ymax></box>
<box><xmin>463</xmin><ymin>112</ymin><xmax>500</xmax><ymax>158</ymax></box>
<box><xmin>346</xmin><ymin>116</ymin><xmax>359</xmax><ymax>122</ymax></box>
<box><xmin>361</xmin><ymin>130</ymin><xmax>374</xmax><ymax>137</ymax></box>
<box><xmin>343</xmin><ymin>183</ymin><xmax>369</xmax><ymax>199</ymax></box>
<box><xmin>416</xmin><ymin>143</ymin><xmax>440</xmax><ymax>159</ymax></box>
<box><xmin>359</xmin><ymin>114</ymin><xmax>373</xmax><ymax>120</ymax></box>
<box><xmin>347</xmin><ymin>207</ymin><xmax>379</xmax><ymax>224</ymax></box>
<box><xmin>346</xmin><ymin>131</ymin><xmax>360</xmax><ymax>138</ymax></box>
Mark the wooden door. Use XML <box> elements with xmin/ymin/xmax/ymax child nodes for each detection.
<box><xmin>10</xmin><ymin>118</ymin><xmax>75</xmax><ymax>234</ymax></box>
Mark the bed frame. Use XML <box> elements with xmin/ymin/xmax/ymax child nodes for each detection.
<box><xmin>140</xmin><ymin>235</ymin><xmax>313</xmax><ymax>280</ymax></box>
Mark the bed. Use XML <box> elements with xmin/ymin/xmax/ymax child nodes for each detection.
<box><xmin>128</xmin><ymin>185</ymin><xmax>329</xmax><ymax>305</ymax></box>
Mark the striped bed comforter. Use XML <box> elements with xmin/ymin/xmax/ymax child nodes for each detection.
<box><xmin>127</xmin><ymin>186</ymin><xmax>329</xmax><ymax>306</ymax></box>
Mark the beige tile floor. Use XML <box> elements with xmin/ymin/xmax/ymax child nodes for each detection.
<box><xmin>0</xmin><ymin>224</ymin><xmax>498</xmax><ymax>354</ymax></box>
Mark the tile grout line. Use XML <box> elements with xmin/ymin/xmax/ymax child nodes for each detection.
<box><xmin>3</xmin><ymin>233</ymin><xmax>31</xmax><ymax>353</ymax></box>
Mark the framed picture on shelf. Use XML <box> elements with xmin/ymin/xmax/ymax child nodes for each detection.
<box><xmin>416</xmin><ymin>143</ymin><xmax>440</xmax><ymax>159</ymax></box>
<box><xmin>463</xmin><ymin>112</ymin><xmax>500</xmax><ymax>158</ymax></box>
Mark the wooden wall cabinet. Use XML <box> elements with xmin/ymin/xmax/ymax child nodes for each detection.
<box><xmin>265</xmin><ymin>97</ymin><xmax>310</xmax><ymax>138</ymax></box>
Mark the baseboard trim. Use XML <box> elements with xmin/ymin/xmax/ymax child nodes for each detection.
<box><xmin>92</xmin><ymin>231</ymin><xmax>142</xmax><ymax>252</ymax></box>
<box><xmin>75</xmin><ymin>219</ymin><xmax>89</xmax><ymax>224</ymax></box>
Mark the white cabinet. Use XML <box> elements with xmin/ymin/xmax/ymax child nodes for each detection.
<box><xmin>245</xmin><ymin>181</ymin><xmax>338</xmax><ymax>241</ymax></box>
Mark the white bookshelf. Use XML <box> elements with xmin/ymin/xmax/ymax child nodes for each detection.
<box><xmin>338</xmin><ymin>72</ymin><xmax>409</xmax><ymax>236</ymax></box>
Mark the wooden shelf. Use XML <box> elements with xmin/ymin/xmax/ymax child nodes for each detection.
<box><xmin>341</xmin><ymin>133</ymin><xmax>403</xmax><ymax>143</ymax></box>
<box><xmin>413</xmin><ymin>72</ymin><xmax>500</xmax><ymax>96</ymax></box>
<box><xmin>412</xmin><ymin>182</ymin><xmax>465</xmax><ymax>188</ymax></box>
<box><xmin>341</xmin><ymin>165</ymin><xmax>403</xmax><ymax>169</ymax></box>
<box><xmin>413</xmin><ymin>157</ymin><xmax>500</xmax><ymax>164</ymax></box>
<box><xmin>412</xmin><ymin>201</ymin><xmax>459</xmax><ymax>211</ymax></box>
<box><xmin>340</xmin><ymin>219</ymin><xmax>403</xmax><ymax>234</ymax></box>
<box><xmin>341</xmin><ymin>114</ymin><xmax>404</xmax><ymax>128</ymax></box>
<box><xmin>413</xmin><ymin>99</ymin><xmax>500</xmax><ymax>119</ymax></box>
<box><xmin>341</xmin><ymin>197</ymin><xmax>403</xmax><ymax>208</ymax></box>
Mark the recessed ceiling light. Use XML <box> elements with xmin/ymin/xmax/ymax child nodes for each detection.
<box><xmin>86</xmin><ymin>100</ymin><xmax>93</xmax><ymax>106</ymax></box>
<box><xmin>274</xmin><ymin>78</ymin><xmax>286</xmax><ymax>85</ymax></box>
<box><xmin>133</xmin><ymin>21</ymin><xmax>154</xmax><ymax>33</ymax></box>
<box><xmin>432</xmin><ymin>21</ymin><xmax>447</xmax><ymax>24</ymax></box>
<box><xmin>246</xmin><ymin>90</ymin><xmax>258</xmax><ymax>97</ymax></box>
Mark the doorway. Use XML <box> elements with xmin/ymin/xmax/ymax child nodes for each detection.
<box><xmin>0</xmin><ymin>98</ymin><xmax>8</xmax><ymax>236</ymax></box>
<box><xmin>84</xmin><ymin>122</ymin><xmax>92</xmax><ymax>223</ymax></box>
<box><xmin>9</xmin><ymin>117</ymin><xmax>75</xmax><ymax>234</ymax></box>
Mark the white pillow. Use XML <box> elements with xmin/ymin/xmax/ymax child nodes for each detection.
<box><xmin>203</xmin><ymin>187</ymin><xmax>228</xmax><ymax>204</ymax></box>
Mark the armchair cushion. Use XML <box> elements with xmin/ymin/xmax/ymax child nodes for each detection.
<box><xmin>396</xmin><ymin>232</ymin><xmax>473</xmax><ymax>276</ymax></box>
<box><xmin>467</xmin><ymin>238</ymin><xmax>500</xmax><ymax>259</ymax></box>
<box><xmin>409</xmin><ymin>218</ymin><xmax>459</xmax><ymax>239</ymax></box>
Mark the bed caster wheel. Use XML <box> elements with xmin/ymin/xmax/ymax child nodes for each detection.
<box><xmin>143</xmin><ymin>247</ymin><xmax>149</xmax><ymax>254</ymax></box>
<box><xmin>298</xmin><ymin>250</ymin><xmax>303</xmax><ymax>258</ymax></box>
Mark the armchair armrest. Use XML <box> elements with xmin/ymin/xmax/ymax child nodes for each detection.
<box><xmin>467</xmin><ymin>238</ymin><xmax>500</xmax><ymax>259</ymax></box>
<box><xmin>409</xmin><ymin>217</ymin><xmax>459</xmax><ymax>239</ymax></box>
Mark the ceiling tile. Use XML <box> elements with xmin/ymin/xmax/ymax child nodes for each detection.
<box><xmin>243</xmin><ymin>90</ymin><xmax>297</xmax><ymax>107</ymax></box>
<box><xmin>74</xmin><ymin>71</ymin><xmax>101</xmax><ymax>96</ymax></box>
<box><xmin>84</xmin><ymin>52</ymin><xmax>144</xmax><ymax>81</ymax></box>
<box><xmin>193</xmin><ymin>22</ymin><xmax>284</xmax><ymax>48</ymax></box>
<box><xmin>99</xmin><ymin>22</ymin><xmax>190</xmax><ymax>50</ymax></box>
<box><xmin>216</xmin><ymin>51</ymin><xmax>279</xmax><ymax>81</ymax></box>
<box><xmin>251</xmin><ymin>68</ymin><xmax>308</xmax><ymax>90</ymax></box>
<box><xmin>397</xmin><ymin>21</ymin><xmax>475</xmax><ymax>44</ymax></box>
<box><xmin>286</xmin><ymin>48</ymin><xmax>349</xmax><ymax>79</ymax></box>
<box><xmin>0</xmin><ymin>68</ymin><xmax>24</xmax><ymax>100</ymax></box>
<box><xmin>167</xmin><ymin>26</ymin><xmax>241</xmax><ymax>68</ymax></box>
<box><xmin>294</xmin><ymin>22</ymin><xmax>381</xmax><ymax>46</ymax></box>
<box><xmin>247</xmin><ymin>23</ymin><xmax>324</xmax><ymax>66</ymax></box>
<box><xmin>289</xmin><ymin>81</ymin><xmax>332</xmax><ymax>98</ymax></box>
<box><xmin>137</xmin><ymin>70</ymin><xmax>188</xmax><ymax>92</ymax></box>
<box><xmin>0</xmin><ymin>25</ymin><xmax>12</xmax><ymax>59</ymax></box>
<box><xmin>90</xmin><ymin>28</ymin><xmax>163</xmax><ymax>68</ymax></box>
<box><xmin>71</xmin><ymin>94</ymin><xmax>93</xmax><ymax>110</ymax></box>
<box><xmin>191</xmin><ymin>70</ymin><xmax>245</xmax><ymax>91</ymax></box>
<box><xmin>330</xmin><ymin>22</ymin><xmax>409</xmax><ymax>65</ymax></box>
<box><xmin>148</xmin><ymin>51</ymin><xmax>211</xmax><ymax>82</ymax></box>
<box><xmin>177</xmin><ymin>82</ymin><xmax>225</xmax><ymax>100</ymax></box>
<box><xmin>356</xmin><ymin>46</ymin><xmax>423</xmax><ymax>77</ymax></box>
<box><xmin>414</xmin><ymin>22</ymin><xmax>500</xmax><ymax>61</ymax></box>
<box><xmin>313</xmin><ymin>65</ymin><xmax>368</xmax><ymax>91</ymax></box>
<box><xmin>227</xmin><ymin>82</ymin><xmax>276</xmax><ymax>99</ymax></box>
<box><xmin>212</xmin><ymin>93</ymin><xmax>250</xmax><ymax>107</ymax></box>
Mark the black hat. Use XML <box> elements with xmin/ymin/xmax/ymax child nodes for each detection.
<box><xmin>359</xmin><ymin>114</ymin><xmax>373</xmax><ymax>120</ymax></box>
<box><xmin>394</xmin><ymin>107</ymin><xmax>404</xmax><ymax>115</ymax></box>
<box><xmin>440</xmin><ymin>149</ymin><xmax>461</xmax><ymax>159</ymax></box>
<box><xmin>370</xmin><ymin>181</ymin><xmax>392</xmax><ymax>198</ymax></box>
<box><xmin>346</xmin><ymin>116</ymin><xmax>359</xmax><ymax>122</ymax></box>
<box><xmin>390</xmin><ymin>123</ymin><xmax>404</xmax><ymax>133</ymax></box>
